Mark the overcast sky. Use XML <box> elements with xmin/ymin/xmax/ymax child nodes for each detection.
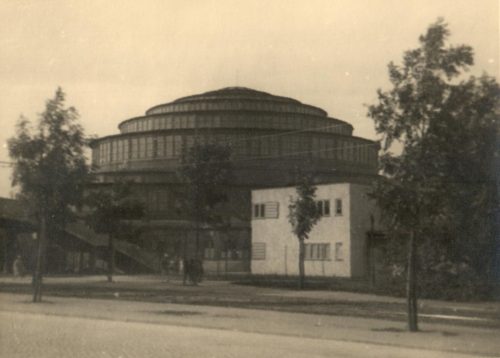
<box><xmin>0</xmin><ymin>0</ymin><xmax>498</xmax><ymax>197</ymax></box>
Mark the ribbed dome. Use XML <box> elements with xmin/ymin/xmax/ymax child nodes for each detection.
<box><xmin>93</xmin><ymin>86</ymin><xmax>377</xmax><ymax>189</ymax></box>
<box><xmin>145</xmin><ymin>87</ymin><xmax>327</xmax><ymax>117</ymax></box>
<box><xmin>172</xmin><ymin>87</ymin><xmax>301</xmax><ymax>105</ymax></box>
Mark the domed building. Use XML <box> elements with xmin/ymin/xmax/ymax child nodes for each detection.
<box><xmin>90</xmin><ymin>87</ymin><xmax>378</xmax><ymax>273</ymax></box>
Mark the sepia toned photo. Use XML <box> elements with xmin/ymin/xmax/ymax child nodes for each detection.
<box><xmin>0</xmin><ymin>1</ymin><xmax>498</xmax><ymax>357</ymax></box>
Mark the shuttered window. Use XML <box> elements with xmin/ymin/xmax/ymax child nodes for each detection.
<box><xmin>304</xmin><ymin>243</ymin><xmax>330</xmax><ymax>260</ymax></box>
<box><xmin>252</xmin><ymin>242</ymin><xmax>266</xmax><ymax>260</ymax></box>
<box><xmin>253</xmin><ymin>202</ymin><xmax>279</xmax><ymax>219</ymax></box>
<box><xmin>264</xmin><ymin>202</ymin><xmax>279</xmax><ymax>218</ymax></box>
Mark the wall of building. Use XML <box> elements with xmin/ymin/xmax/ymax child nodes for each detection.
<box><xmin>89</xmin><ymin>88</ymin><xmax>380</xmax><ymax>273</ymax></box>
<box><xmin>251</xmin><ymin>183</ymin><xmax>362</xmax><ymax>277</ymax></box>
<box><xmin>251</xmin><ymin>183</ymin><xmax>380</xmax><ymax>278</ymax></box>
<box><xmin>349</xmin><ymin>184</ymin><xmax>380</xmax><ymax>277</ymax></box>
<box><xmin>91</xmin><ymin>131</ymin><xmax>377</xmax><ymax>175</ymax></box>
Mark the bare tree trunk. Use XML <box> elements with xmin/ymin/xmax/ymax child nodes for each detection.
<box><xmin>78</xmin><ymin>250</ymin><xmax>84</xmax><ymax>274</ymax></box>
<box><xmin>107</xmin><ymin>233</ymin><xmax>114</xmax><ymax>283</ymax></box>
<box><xmin>183</xmin><ymin>230</ymin><xmax>188</xmax><ymax>285</ymax></box>
<box><xmin>225</xmin><ymin>238</ymin><xmax>229</xmax><ymax>279</ymax></box>
<box><xmin>298</xmin><ymin>238</ymin><xmax>305</xmax><ymax>290</ymax></box>
<box><xmin>195</xmin><ymin>219</ymin><xmax>200</xmax><ymax>259</ymax></box>
<box><xmin>2</xmin><ymin>229</ymin><xmax>15</xmax><ymax>274</ymax></box>
<box><xmin>1</xmin><ymin>232</ymin><xmax>7</xmax><ymax>274</ymax></box>
<box><xmin>89</xmin><ymin>248</ymin><xmax>96</xmax><ymax>273</ymax></box>
<box><xmin>158</xmin><ymin>249</ymin><xmax>163</xmax><ymax>274</ymax></box>
<box><xmin>33</xmin><ymin>215</ymin><xmax>47</xmax><ymax>302</ymax></box>
<box><xmin>407</xmin><ymin>230</ymin><xmax>418</xmax><ymax>332</ymax></box>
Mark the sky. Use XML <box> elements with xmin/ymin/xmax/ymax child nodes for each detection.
<box><xmin>0</xmin><ymin>0</ymin><xmax>498</xmax><ymax>197</ymax></box>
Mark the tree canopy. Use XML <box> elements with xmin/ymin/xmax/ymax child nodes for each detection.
<box><xmin>9</xmin><ymin>88</ymin><xmax>88</xmax><ymax>223</ymax></box>
<box><xmin>288</xmin><ymin>175</ymin><xmax>321</xmax><ymax>242</ymax></box>
<box><xmin>179</xmin><ymin>141</ymin><xmax>233</xmax><ymax>225</ymax></box>
<box><xmin>288</xmin><ymin>173</ymin><xmax>321</xmax><ymax>289</ymax></box>
<box><xmin>8</xmin><ymin>88</ymin><xmax>89</xmax><ymax>301</ymax></box>
<box><xmin>85</xmin><ymin>181</ymin><xmax>144</xmax><ymax>282</ymax></box>
<box><xmin>368</xmin><ymin>19</ymin><xmax>499</xmax><ymax>299</ymax></box>
<box><xmin>178</xmin><ymin>141</ymin><xmax>233</xmax><ymax>258</ymax></box>
<box><xmin>85</xmin><ymin>182</ymin><xmax>144</xmax><ymax>237</ymax></box>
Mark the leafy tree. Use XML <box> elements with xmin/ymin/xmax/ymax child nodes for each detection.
<box><xmin>85</xmin><ymin>182</ymin><xmax>144</xmax><ymax>282</ymax></box>
<box><xmin>8</xmin><ymin>88</ymin><xmax>89</xmax><ymax>302</ymax></box>
<box><xmin>368</xmin><ymin>19</ymin><xmax>499</xmax><ymax>331</ymax></box>
<box><xmin>288</xmin><ymin>174</ymin><xmax>321</xmax><ymax>289</ymax></box>
<box><xmin>178</xmin><ymin>141</ymin><xmax>233</xmax><ymax>258</ymax></box>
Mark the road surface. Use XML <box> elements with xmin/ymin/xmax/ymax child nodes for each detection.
<box><xmin>0</xmin><ymin>311</ymin><xmax>490</xmax><ymax>358</ymax></box>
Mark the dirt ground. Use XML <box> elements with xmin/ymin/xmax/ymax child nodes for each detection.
<box><xmin>1</xmin><ymin>274</ymin><xmax>499</xmax><ymax>330</ymax></box>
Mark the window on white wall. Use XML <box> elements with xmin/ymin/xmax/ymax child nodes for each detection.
<box><xmin>335</xmin><ymin>199</ymin><xmax>343</xmax><ymax>215</ymax></box>
<box><xmin>265</xmin><ymin>202</ymin><xmax>279</xmax><ymax>218</ymax></box>
<box><xmin>304</xmin><ymin>243</ymin><xmax>330</xmax><ymax>260</ymax></box>
<box><xmin>253</xmin><ymin>203</ymin><xmax>265</xmax><ymax>218</ymax></box>
<box><xmin>252</xmin><ymin>242</ymin><xmax>266</xmax><ymax>260</ymax></box>
<box><xmin>335</xmin><ymin>242</ymin><xmax>344</xmax><ymax>261</ymax></box>
<box><xmin>253</xmin><ymin>202</ymin><xmax>279</xmax><ymax>219</ymax></box>
<box><xmin>316</xmin><ymin>200</ymin><xmax>330</xmax><ymax>216</ymax></box>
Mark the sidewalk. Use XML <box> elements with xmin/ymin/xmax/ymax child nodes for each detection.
<box><xmin>2</xmin><ymin>274</ymin><xmax>498</xmax><ymax>315</ymax></box>
<box><xmin>277</xmin><ymin>288</ymin><xmax>500</xmax><ymax>314</ymax></box>
<box><xmin>0</xmin><ymin>291</ymin><xmax>499</xmax><ymax>357</ymax></box>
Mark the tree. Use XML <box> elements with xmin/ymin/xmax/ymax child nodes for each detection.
<box><xmin>288</xmin><ymin>174</ymin><xmax>321</xmax><ymax>289</ymax></box>
<box><xmin>368</xmin><ymin>19</ymin><xmax>499</xmax><ymax>331</ymax></box>
<box><xmin>85</xmin><ymin>182</ymin><xmax>144</xmax><ymax>282</ymax></box>
<box><xmin>8</xmin><ymin>88</ymin><xmax>89</xmax><ymax>302</ymax></box>
<box><xmin>178</xmin><ymin>141</ymin><xmax>233</xmax><ymax>259</ymax></box>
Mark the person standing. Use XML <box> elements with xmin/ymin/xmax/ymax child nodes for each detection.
<box><xmin>182</xmin><ymin>258</ymin><xmax>191</xmax><ymax>285</ymax></box>
<box><xmin>12</xmin><ymin>255</ymin><xmax>25</xmax><ymax>278</ymax></box>
<box><xmin>161</xmin><ymin>253</ymin><xmax>170</xmax><ymax>282</ymax></box>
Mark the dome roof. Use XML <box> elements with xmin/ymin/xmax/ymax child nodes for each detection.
<box><xmin>145</xmin><ymin>87</ymin><xmax>327</xmax><ymax>117</ymax></box>
<box><xmin>172</xmin><ymin>87</ymin><xmax>302</xmax><ymax>105</ymax></box>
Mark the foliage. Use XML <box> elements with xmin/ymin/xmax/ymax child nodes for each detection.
<box><xmin>85</xmin><ymin>182</ymin><xmax>144</xmax><ymax>236</ymax></box>
<box><xmin>288</xmin><ymin>173</ymin><xmax>322</xmax><ymax>289</ymax></box>
<box><xmin>288</xmin><ymin>175</ymin><xmax>321</xmax><ymax>241</ymax></box>
<box><xmin>8</xmin><ymin>88</ymin><xmax>89</xmax><ymax>301</ymax></box>
<box><xmin>178</xmin><ymin>141</ymin><xmax>233</xmax><ymax>225</ymax></box>
<box><xmin>85</xmin><ymin>181</ymin><xmax>144</xmax><ymax>281</ymax></box>
<box><xmin>368</xmin><ymin>19</ymin><xmax>499</xmax><ymax>299</ymax></box>
<box><xmin>9</xmin><ymin>88</ymin><xmax>88</xmax><ymax>225</ymax></box>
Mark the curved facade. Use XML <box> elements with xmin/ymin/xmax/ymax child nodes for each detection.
<box><xmin>90</xmin><ymin>87</ymin><xmax>378</xmax><ymax>272</ymax></box>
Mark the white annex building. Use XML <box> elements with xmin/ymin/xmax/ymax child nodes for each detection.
<box><xmin>251</xmin><ymin>183</ymin><xmax>380</xmax><ymax>278</ymax></box>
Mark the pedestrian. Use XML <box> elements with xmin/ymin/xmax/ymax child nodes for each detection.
<box><xmin>188</xmin><ymin>258</ymin><xmax>204</xmax><ymax>286</ymax></box>
<box><xmin>195</xmin><ymin>258</ymin><xmax>204</xmax><ymax>284</ymax></box>
<box><xmin>13</xmin><ymin>255</ymin><xmax>25</xmax><ymax>278</ymax></box>
<box><xmin>182</xmin><ymin>258</ymin><xmax>191</xmax><ymax>285</ymax></box>
<box><xmin>188</xmin><ymin>258</ymin><xmax>197</xmax><ymax>285</ymax></box>
<box><xmin>173</xmin><ymin>255</ymin><xmax>180</xmax><ymax>274</ymax></box>
<box><xmin>161</xmin><ymin>253</ymin><xmax>170</xmax><ymax>282</ymax></box>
